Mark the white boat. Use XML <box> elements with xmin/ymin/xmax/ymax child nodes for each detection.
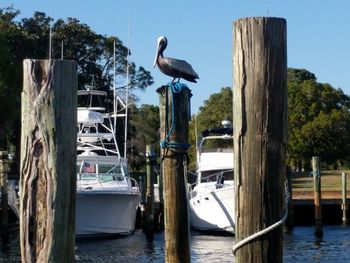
<box><xmin>188</xmin><ymin>121</ymin><xmax>235</xmax><ymax>234</ymax></box>
<box><xmin>76</xmin><ymin>87</ymin><xmax>141</xmax><ymax>237</ymax></box>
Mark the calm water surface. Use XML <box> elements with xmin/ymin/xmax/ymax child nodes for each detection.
<box><xmin>75</xmin><ymin>226</ymin><xmax>350</xmax><ymax>263</ymax></box>
<box><xmin>77</xmin><ymin>226</ymin><xmax>350</xmax><ymax>263</ymax></box>
<box><xmin>1</xmin><ymin>226</ymin><xmax>349</xmax><ymax>262</ymax></box>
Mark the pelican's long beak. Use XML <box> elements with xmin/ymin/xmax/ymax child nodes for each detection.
<box><xmin>153</xmin><ymin>41</ymin><xmax>160</xmax><ymax>67</ymax></box>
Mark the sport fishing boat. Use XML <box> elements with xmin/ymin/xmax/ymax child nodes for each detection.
<box><xmin>76</xmin><ymin>85</ymin><xmax>141</xmax><ymax>237</ymax></box>
<box><xmin>188</xmin><ymin>121</ymin><xmax>235</xmax><ymax>234</ymax></box>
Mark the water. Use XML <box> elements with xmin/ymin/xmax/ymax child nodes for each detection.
<box><xmin>283</xmin><ymin>226</ymin><xmax>350</xmax><ymax>262</ymax></box>
<box><xmin>1</xmin><ymin>226</ymin><xmax>350</xmax><ymax>262</ymax></box>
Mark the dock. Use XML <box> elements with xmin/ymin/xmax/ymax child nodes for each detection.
<box><xmin>292</xmin><ymin>188</ymin><xmax>349</xmax><ymax>225</ymax></box>
<box><xmin>293</xmin><ymin>190</ymin><xmax>350</xmax><ymax>205</ymax></box>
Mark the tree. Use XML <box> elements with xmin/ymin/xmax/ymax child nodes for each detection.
<box><xmin>0</xmin><ymin>7</ymin><xmax>154</xmax><ymax>174</ymax></box>
<box><xmin>0</xmin><ymin>7</ymin><xmax>22</xmax><ymax>150</ymax></box>
<box><xmin>196</xmin><ymin>87</ymin><xmax>233</xmax><ymax>130</ymax></box>
<box><xmin>287</xmin><ymin>68</ymin><xmax>350</xmax><ymax>169</ymax></box>
<box><xmin>287</xmin><ymin>68</ymin><xmax>316</xmax><ymax>83</ymax></box>
<box><xmin>128</xmin><ymin>104</ymin><xmax>160</xmax><ymax>171</ymax></box>
<box><xmin>51</xmin><ymin>17</ymin><xmax>153</xmax><ymax>92</ymax></box>
<box><xmin>298</xmin><ymin>109</ymin><xmax>350</xmax><ymax>164</ymax></box>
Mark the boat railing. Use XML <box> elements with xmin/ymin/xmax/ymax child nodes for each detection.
<box><xmin>77</xmin><ymin>173</ymin><xmax>139</xmax><ymax>191</ymax></box>
<box><xmin>128</xmin><ymin>177</ymin><xmax>140</xmax><ymax>190</ymax></box>
<box><xmin>190</xmin><ymin>169</ymin><xmax>234</xmax><ymax>193</ymax></box>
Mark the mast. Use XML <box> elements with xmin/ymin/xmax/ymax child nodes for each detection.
<box><xmin>113</xmin><ymin>41</ymin><xmax>117</xmax><ymax>130</ymax></box>
<box><xmin>49</xmin><ymin>0</ymin><xmax>53</xmax><ymax>60</ymax></box>
<box><xmin>61</xmin><ymin>41</ymin><xmax>64</xmax><ymax>60</ymax></box>
<box><xmin>124</xmin><ymin>45</ymin><xmax>129</xmax><ymax>159</ymax></box>
<box><xmin>124</xmin><ymin>0</ymin><xmax>133</xmax><ymax>159</ymax></box>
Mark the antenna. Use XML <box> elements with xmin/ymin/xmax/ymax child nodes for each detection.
<box><xmin>194</xmin><ymin>114</ymin><xmax>199</xmax><ymax>163</ymax></box>
<box><xmin>124</xmin><ymin>0</ymin><xmax>133</xmax><ymax>159</ymax></box>
<box><xmin>113</xmin><ymin>40</ymin><xmax>117</xmax><ymax>129</ymax></box>
<box><xmin>61</xmin><ymin>41</ymin><xmax>64</xmax><ymax>60</ymax></box>
<box><xmin>49</xmin><ymin>0</ymin><xmax>53</xmax><ymax>60</ymax></box>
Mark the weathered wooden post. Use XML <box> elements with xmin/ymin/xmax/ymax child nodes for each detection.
<box><xmin>312</xmin><ymin>156</ymin><xmax>323</xmax><ymax>237</ymax></box>
<box><xmin>233</xmin><ymin>17</ymin><xmax>287</xmax><ymax>262</ymax></box>
<box><xmin>342</xmin><ymin>172</ymin><xmax>348</xmax><ymax>224</ymax></box>
<box><xmin>20</xmin><ymin>59</ymin><xmax>77</xmax><ymax>263</ymax></box>
<box><xmin>144</xmin><ymin>144</ymin><xmax>155</xmax><ymax>239</ymax></box>
<box><xmin>0</xmin><ymin>151</ymin><xmax>9</xmax><ymax>243</ymax></box>
<box><xmin>158</xmin><ymin>83</ymin><xmax>191</xmax><ymax>263</ymax></box>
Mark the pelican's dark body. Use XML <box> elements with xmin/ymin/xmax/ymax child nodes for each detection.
<box><xmin>154</xmin><ymin>36</ymin><xmax>199</xmax><ymax>83</ymax></box>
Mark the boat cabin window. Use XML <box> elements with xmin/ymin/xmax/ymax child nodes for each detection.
<box><xmin>201</xmin><ymin>169</ymin><xmax>234</xmax><ymax>182</ymax></box>
<box><xmin>201</xmin><ymin>139</ymin><xmax>233</xmax><ymax>153</ymax></box>
<box><xmin>78</xmin><ymin>162</ymin><xmax>96</xmax><ymax>173</ymax></box>
<box><xmin>78</xmin><ymin>94</ymin><xmax>106</xmax><ymax>109</ymax></box>
<box><xmin>99</xmin><ymin>164</ymin><xmax>124</xmax><ymax>182</ymax></box>
<box><xmin>98</xmin><ymin>164</ymin><xmax>123</xmax><ymax>176</ymax></box>
<box><xmin>77</xmin><ymin>163</ymin><xmax>125</xmax><ymax>182</ymax></box>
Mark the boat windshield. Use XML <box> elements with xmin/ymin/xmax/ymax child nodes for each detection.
<box><xmin>201</xmin><ymin>138</ymin><xmax>233</xmax><ymax>152</ymax></box>
<box><xmin>78</xmin><ymin>94</ymin><xmax>106</xmax><ymax>109</ymax></box>
<box><xmin>77</xmin><ymin>162</ymin><xmax>125</xmax><ymax>181</ymax></box>
<box><xmin>200</xmin><ymin>169</ymin><xmax>234</xmax><ymax>183</ymax></box>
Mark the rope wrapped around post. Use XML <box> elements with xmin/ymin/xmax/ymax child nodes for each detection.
<box><xmin>158</xmin><ymin>82</ymin><xmax>191</xmax><ymax>151</ymax></box>
<box><xmin>232</xmin><ymin>180</ymin><xmax>290</xmax><ymax>255</ymax></box>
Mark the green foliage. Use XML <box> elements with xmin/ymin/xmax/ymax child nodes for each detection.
<box><xmin>0</xmin><ymin>7</ymin><xmax>153</xmax><ymax>165</ymax></box>
<box><xmin>197</xmin><ymin>87</ymin><xmax>233</xmax><ymax>131</ymax></box>
<box><xmin>287</xmin><ymin>68</ymin><xmax>316</xmax><ymax>83</ymax></box>
<box><xmin>0</xmin><ymin>7</ymin><xmax>22</xmax><ymax>148</ymax></box>
<box><xmin>128</xmin><ymin>104</ymin><xmax>160</xmax><ymax>171</ymax></box>
<box><xmin>51</xmin><ymin>17</ymin><xmax>153</xmax><ymax>92</ymax></box>
<box><xmin>287</xmin><ymin>68</ymin><xmax>350</xmax><ymax>169</ymax></box>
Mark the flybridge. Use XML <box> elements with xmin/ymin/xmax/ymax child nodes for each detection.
<box><xmin>201</xmin><ymin>128</ymin><xmax>233</xmax><ymax>137</ymax></box>
<box><xmin>201</xmin><ymin>120</ymin><xmax>233</xmax><ymax>137</ymax></box>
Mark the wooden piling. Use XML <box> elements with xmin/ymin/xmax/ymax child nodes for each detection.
<box><xmin>312</xmin><ymin>156</ymin><xmax>323</xmax><ymax>237</ymax></box>
<box><xmin>20</xmin><ymin>59</ymin><xmax>77</xmax><ymax>263</ymax></box>
<box><xmin>144</xmin><ymin>144</ymin><xmax>155</xmax><ymax>239</ymax></box>
<box><xmin>158</xmin><ymin>84</ymin><xmax>191</xmax><ymax>263</ymax></box>
<box><xmin>342</xmin><ymin>172</ymin><xmax>348</xmax><ymax>224</ymax></box>
<box><xmin>233</xmin><ymin>17</ymin><xmax>287</xmax><ymax>263</ymax></box>
<box><xmin>0</xmin><ymin>151</ymin><xmax>9</xmax><ymax>243</ymax></box>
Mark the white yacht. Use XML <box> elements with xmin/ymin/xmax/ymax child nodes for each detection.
<box><xmin>189</xmin><ymin>121</ymin><xmax>234</xmax><ymax>234</ymax></box>
<box><xmin>76</xmin><ymin>88</ymin><xmax>141</xmax><ymax>237</ymax></box>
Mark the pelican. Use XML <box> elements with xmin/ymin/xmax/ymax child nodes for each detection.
<box><xmin>153</xmin><ymin>36</ymin><xmax>199</xmax><ymax>83</ymax></box>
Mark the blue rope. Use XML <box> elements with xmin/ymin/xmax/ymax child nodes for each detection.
<box><xmin>160</xmin><ymin>82</ymin><xmax>191</xmax><ymax>150</ymax></box>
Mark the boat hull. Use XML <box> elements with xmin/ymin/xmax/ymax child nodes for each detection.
<box><xmin>189</xmin><ymin>186</ymin><xmax>235</xmax><ymax>234</ymax></box>
<box><xmin>76</xmin><ymin>191</ymin><xmax>140</xmax><ymax>237</ymax></box>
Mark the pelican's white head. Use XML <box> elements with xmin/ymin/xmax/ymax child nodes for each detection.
<box><xmin>153</xmin><ymin>36</ymin><xmax>168</xmax><ymax>67</ymax></box>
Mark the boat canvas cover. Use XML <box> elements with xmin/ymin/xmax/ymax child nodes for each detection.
<box><xmin>198</xmin><ymin>151</ymin><xmax>233</xmax><ymax>172</ymax></box>
<box><xmin>78</xmin><ymin>109</ymin><xmax>104</xmax><ymax>124</ymax></box>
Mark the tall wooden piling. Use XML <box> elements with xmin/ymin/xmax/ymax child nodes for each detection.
<box><xmin>0</xmin><ymin>151</ymin><xmax>9</xmax><ymax>243</ymax></box>
<box><xmin>342</xmin><ymin>172</ymin><xmax>348</xmax><ymax>224</ymax></box>
<box><xmin>312</xmin><ymin>156</ymin><xmax>323</xmax><ymax>237</ymax></box>
<box><xmin>233</xmin><ymin>17</ymin><xmax>287</xmax><ymax>263</ymax></box>
<box><xmin>20</xmin><ymin>59</ymin><xmax>77</xmax><ymax>263</ymax></box>
<box><xmin>144</xmin><ymin>144</ymin><xmax>155</xmax><ymax>239</ymax></box>
<box><xmin>158</xmin><ymin>84</ymin><xmax>191</xmax><ymax>263</ymax></box>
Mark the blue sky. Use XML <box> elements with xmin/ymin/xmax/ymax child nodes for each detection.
<box><xmin>2</xmin><ymin>0</ymin><xmax>350</xmax><ymax>113</ymax></box>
